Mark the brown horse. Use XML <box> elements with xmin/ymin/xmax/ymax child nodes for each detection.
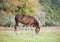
<box><xmin>14</xmin><ymin>14</ymin><xmax>40</xmax><ymax>34</ymax></box>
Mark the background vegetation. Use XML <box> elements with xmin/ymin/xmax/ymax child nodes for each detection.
<box><xmin>0</xmin><ymin>0</ymin><xmax>60</xmax><ymax>27</ymax></box>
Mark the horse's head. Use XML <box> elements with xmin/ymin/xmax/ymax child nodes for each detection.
<box><xmin>35</xmin><ymin>26</ymin><xmax>40</xmax><ymax>34</ymax></box>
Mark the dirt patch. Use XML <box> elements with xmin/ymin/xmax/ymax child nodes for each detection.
<box><xmin>0</xmin><ymin>26</ymin><xmax>60</xmax><ymax>32</ymax></box>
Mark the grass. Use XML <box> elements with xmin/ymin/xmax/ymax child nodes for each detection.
<box><xmin>0</xmin><ymin>31</ymin><xmax>60</xmax><ymax>42</ymax></box>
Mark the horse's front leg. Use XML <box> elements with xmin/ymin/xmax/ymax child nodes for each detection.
<box><xmin>23</xmin><ymin>25</ymin><xmax>28</xmax><ymax>31</ymax></box>
<box><xmin>31</xmin><ymin>27</ymin><xmax>36</xmax><ymax>36</ymax></box>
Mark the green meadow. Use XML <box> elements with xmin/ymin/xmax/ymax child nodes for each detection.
<box><xmin>0</xmin><ymin>31</ymin><xmax>60</xmax><ymax>42</ymax></box>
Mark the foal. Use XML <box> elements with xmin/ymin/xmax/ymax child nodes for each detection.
<box><xmin>14</xmin><ymin>14</ymin><xmax>40</xmax><ymax>34</ymax></box>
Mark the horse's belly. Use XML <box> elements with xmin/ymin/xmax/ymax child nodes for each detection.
<box><xmin>22</xmin><ymin>19</ymin><xmax>31</xmax><ymax>24</ymax></box>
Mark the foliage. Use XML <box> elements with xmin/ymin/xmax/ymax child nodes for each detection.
<box><xmin>0</xmin><ymin>10</ymin><xmax>9</xmax><ymax>26</ymax></box>
<box><xmin>40</xmin><ymin>0</ymin><xmax>60</xmax><ymax>26</ymax></box>
<box><xmin>0</xmin><ymin>10</ymin><xmax>14</xmax><ymax>27</ymax></box>
<box><xmin>0</xmin><ymin>0</ymin><xmax>60</xmax><ymax>26</ymax></box>
<box><xmin>0</xmin><ymin>0</ymin><xmax>40</xmax><ymax>27</ymax></box>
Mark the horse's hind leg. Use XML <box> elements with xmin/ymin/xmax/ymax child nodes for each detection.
<box><xmin>14</xmin><ymin>22</ymin><xmax>18</xmax><ymax>32</ymax></box>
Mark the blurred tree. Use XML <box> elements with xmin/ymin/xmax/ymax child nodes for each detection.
<box><xmin>0</xmin><ymin>10</ymin><xmax>9</xmax><ymax>26</ymax></box>
<box><xmin>39</xmin><ymin>0</ymin><xmax>60</xmax><ymax>26</ymax></box>
<box><xmin>0</xmin><ymin>0</ymin><xmax>41</xmax><ymax>27</ymax></box>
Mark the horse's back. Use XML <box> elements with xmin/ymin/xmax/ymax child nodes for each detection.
<box><xmin>15</xmin><ymin>14</ymin><xmax>38</xmax><ymax>24</ymax></box>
